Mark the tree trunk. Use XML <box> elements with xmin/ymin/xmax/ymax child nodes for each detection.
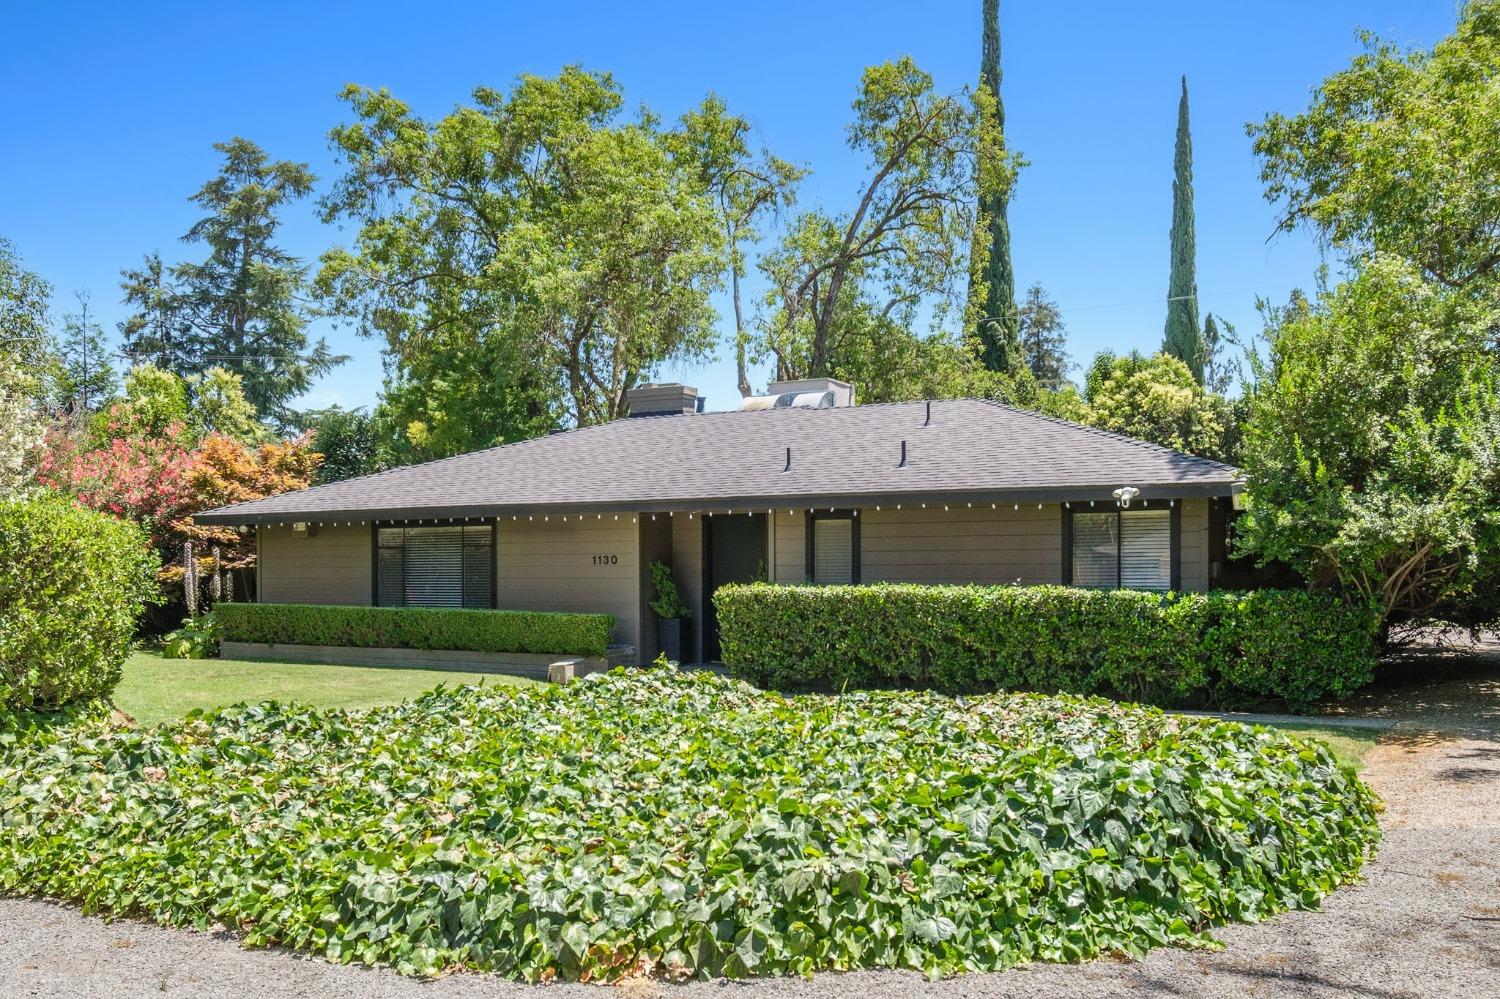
<box><xmin>733</xmin><ymin>265</ymin><xmax>751</xmax><ymax>397</ymax></box>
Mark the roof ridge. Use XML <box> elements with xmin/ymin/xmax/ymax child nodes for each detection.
<box><xmin>971</xmin><ymin>397</ymin><xmax>1240</xmax><ymax>474</ymax></box>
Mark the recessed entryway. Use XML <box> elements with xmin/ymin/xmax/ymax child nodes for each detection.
<box><xmin>702</xmin><ymin>513</ymin><xmax>767</xmax><ymax>662</ymax></box>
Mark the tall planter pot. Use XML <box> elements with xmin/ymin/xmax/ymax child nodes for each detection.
<box><xmin>658</xmin><ymin>616</ymin><xmax>682</xmax><ymax>665</ymax></box>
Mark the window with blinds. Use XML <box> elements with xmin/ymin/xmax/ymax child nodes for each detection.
<box><xmin>1069</xmin><ymin>509</ymin><xmax>1172</xmax><ymax>591</ymax></box>
<box><xmin>810</xmin><ymin>516</ymin><xmax>856</xmax><ymax>584</ymax></box>
<box><xmin>375</xmin><ymin>524</ymin><xmax>494</xmax><ymax>608</ymax></box>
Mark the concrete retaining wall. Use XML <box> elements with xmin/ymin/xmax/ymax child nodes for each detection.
<box><xmin>220</xmin><ymin>641</ymin><xmax>635</xmax><ymax>681</ymax></box>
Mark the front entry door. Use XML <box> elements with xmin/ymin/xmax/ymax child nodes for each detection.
<box><xmin>703</xmin><ymin>513</ymin><xmax>766</xmax><ymax>662</ymax></box>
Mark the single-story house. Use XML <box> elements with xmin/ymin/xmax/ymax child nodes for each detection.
<box><xmin>196</xmin><ymin>379</ymin><xmax>1243</xmax><ymax>665</ymax></box>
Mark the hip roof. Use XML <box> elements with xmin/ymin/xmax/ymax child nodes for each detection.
<box><xmin>195</xmin><ymin>398</ymin><xmax>1241</xmax><ymax>525</ymax></box>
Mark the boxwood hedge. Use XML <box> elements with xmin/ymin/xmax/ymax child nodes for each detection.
<box><xmin>714</xmin><ymin>584</ymin><xmax>1379</xmax><ymax>710</ymax></box>
<box><xmin>215</xmin><ymin>602</ymin><xmax>614</xmax><ymax>657</ymax></box>
<box><xmin>0</xmin><ymin>496</ymin><xmax>159</xmax><ymax>710</ymax></box>
<box><xmin>0</xmin><ymin>668</ymin><xmax>1379</xmax><ymax>981</ymax></box>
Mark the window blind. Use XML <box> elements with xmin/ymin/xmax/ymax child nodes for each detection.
<box><xmin>375</xmin><ymin>525</ymin><xmax>494</xmax><ymax>608</ymax></box>
<box><xmin>1120</xmin><ymin>509</ymin><xmax>1171</xmax><ymax>591</ymax></box>
<box><xmin>1070</xmin><ymin>512</ymin><xmax>1119</xmax><ymax>588</ymax></box>
<box><xmin>812</xmin><ymin>518</ymin><xmax>854</xmax><ymax>584</ymax></box>
<box><xmin>1069</xmin><ymin>509</ymin><xmax>1172</xmax><ymax>591</ymax></box>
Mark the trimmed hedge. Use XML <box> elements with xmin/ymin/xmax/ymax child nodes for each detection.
<box><xmin>0</xmin><ymin>496</ymin><xmax>159</xmax><ymax>710</ymax></box>
<box><xmin>216</xmin><ymin>603</ymin><xmax>615</xmax><ymax>658</ymax></box>
<box><xmin>715</xmin><ymin>583</ymin><xmax>1379</xmax><ymax>710</ymax></box>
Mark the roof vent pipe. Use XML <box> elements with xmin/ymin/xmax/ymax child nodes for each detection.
<box><xmin>923</xmin><ymin>401</ymin><xmax>931</xmax><ymax>427</ymax></box>
<box><xmin>899</xmin><ymin>440</ymin><xmax>908</xmax><ymax>467</ymax></box>
<box><xmin>783</xmin><ymin>446</ymin><xmax>791</xmax><ymax>472</ymax></box>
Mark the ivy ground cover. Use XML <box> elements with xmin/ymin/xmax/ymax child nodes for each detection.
<box><xmin>0</xmin><ymin>668</ymin><xmax>1380</xmax><ymax>982</ymax></box>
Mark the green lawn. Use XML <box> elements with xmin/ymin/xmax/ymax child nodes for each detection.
<box><xmin>1260</xmin><ymin>722</ymin><xmax>1381</xmax><ymax>770</ymax></box>
<box><xmin>114</xmin><ymin>652</ymin><xmax>1383</xmax><ymax>770</ymax></box>
<box><xmin>115</xmin><ymin>651</ymin><xmax>535</xmax><ymax>726</ymax></box>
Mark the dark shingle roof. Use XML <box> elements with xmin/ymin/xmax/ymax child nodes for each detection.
<box><xmin>195</xmin><ymin>399</ymin><xmax>1240</xmax><ymax>524</ymax></box>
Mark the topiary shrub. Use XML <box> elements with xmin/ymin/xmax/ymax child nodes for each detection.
<box><xmin>0</xmin><ymin>496</ymin><xmax>160</xmax><ymax>710</ymax></box>
<box><xmin>215</xmin><ymin>603</ymin><xmax>616</xmax><ymax>658</ymax></box>
<box><xmin>715</xmin><ymin>583</ymin><xmax>1379</xmax><ymax>711</ymax></box>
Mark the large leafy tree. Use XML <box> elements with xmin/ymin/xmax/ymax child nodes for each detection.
<box><xmin>1017</xmin><ymin>283</ymin><xmax>1070</xmax><ymax>389</ymax></box>
<box><xmin>753</xmin><ymin>58</ymin><xmax>1017</xmax><ymax>397</ymax></box>
<box><xmin>122</xmin><ymin>139</ymin><xmax>343</xmax><ymax>420</ymax></box>
<box><xmin>672</xmin><ymin>96</ymin><xmax>803</xmax><ymax>397</ymax></box>
<box><xmin>1239</xmin><ymin>2</ymin><xmax>1500</xmax><ymax>633</ymax></box>
<box><xmin>1162</xmin><ymin>77</ymin><xmax>1203</xmax><ymax>382</ymax></box>
<box><xmin>77</xmin><ymin>363</ymin><xmax>263</xmax><ymax>451</ymax></box>
<box><xmin>0</xmin><ymin>237</ymin><xmax>52</xmax><ymax>372</ymax></box>
<box><xmin>1084</xmin><ymin>350</ymin><xmax>1226</xmax><ymax>458</ymax></box>
<box><xmin>1250</xmin><ymin>1</ymin><xmax>1500</xmax><ymax>296</ymax></box>
<box><xmin>0</xmin><ymin>239</ymin><xmax>53</xmax><ymax>493</ymax></box>
<box><xmin>972</xmin><ymin>0</ymin><xmax>1024</xmax><ymax>375</ymax></box>
<box><xmin>293</xmin><ymin>405</ymin><xmax>385</xmax><ymax>483</ymax></box>
<box><xmin>318</xmin><ymin>69</ymin><xmax>725</xmax><ymax>438</ymax></box>
<box><xmin>1237</xmin><ymin>257</ymin><xmax>1500</xmax><ymax>630</ymax></box>
<box><xmin>0</xmin><ymin>360</ymin><xmax>46</xmax><ymax>498</ymax></box>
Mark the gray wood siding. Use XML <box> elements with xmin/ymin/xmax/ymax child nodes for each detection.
<box><xmin>496</xmin><ymin>516</ymin><xmax>641</xmax><ymax>653</ymax></box>
<box><xmin>256</xmin><ymin>524</ymin><xmax>372</xmax><ymax>606</ymax></box>
<box><xmin>1179</xmin><ymin>498</ymin><xmax>1210</xmax><ymax>593</ymax></box>
<box><xmin>670</xmin><ymin>516</ymin><xmax>704</xmax><ymax>663</ymax></box>
<box><xmin>861</xmin><ymin>504</ymin><xmax>1064</xmax><ymax>585</ymax></box>
<box><xmin>770</xmin><ymin>511</ymin><xmax>806</xmax><ymax>583</ymax></box>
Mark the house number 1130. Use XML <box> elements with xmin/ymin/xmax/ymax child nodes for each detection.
<box><xmin>592</xmin><ymin>554</ymin><xmax>618</xmax><ymax>565</ymax></box>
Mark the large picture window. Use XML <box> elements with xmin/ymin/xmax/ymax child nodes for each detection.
<box><xmin>1067</xmin><ymin>508</ymin><xmax>1175</xmax><ymax>591</ymax></box>
<box><xmin>375</xmin><ymin>524</ymin><xmax>495</xmax><ymax>608</ymax></box>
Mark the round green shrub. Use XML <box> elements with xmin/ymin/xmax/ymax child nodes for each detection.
<box><xmin>0</xmin><ymin>668</ymin><xmax>1380</xmax><ymax>981</ymax></box>
<box><xmin>0</xmin><ymin>496</ymin><xmax>159</xmax><ymax>710</ymax></box>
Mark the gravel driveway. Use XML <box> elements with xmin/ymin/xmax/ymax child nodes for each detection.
<box><xmin>4</xmin><ymin>638</ymin><xmax>1498</xmax><ymax>999</ymax></box>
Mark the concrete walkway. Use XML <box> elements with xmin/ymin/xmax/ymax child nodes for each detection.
<box><xmin>1175</xmin><ymin>708</ymin><xmax>1396</xmax><ymax>731</ymax></box>
<box><xmin>2</xmin><ymin>638</ymin><xmax>1497</xmax><ymax>998</ymax></box>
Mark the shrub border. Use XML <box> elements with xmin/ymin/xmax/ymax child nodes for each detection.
<box><xmin>714</xmin><ymin>582</ymin><xmax>1379</xmax><ymax>710</ymax></box>
<box><xmin>215</xmin><ymin>603</ymin><xmax>615</xmax><ymax>658</ymax></box>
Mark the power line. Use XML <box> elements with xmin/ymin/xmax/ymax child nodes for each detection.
<box><xmin>111</xmin><ymin>285</ymin><xmax>1266</xmax><ymax>363</ymax></box>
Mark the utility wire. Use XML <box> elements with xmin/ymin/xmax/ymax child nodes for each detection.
<box><xmin>110</xmin><ymin>287</ymin><xmax>1262</xmax><ymax>363</ymax></box>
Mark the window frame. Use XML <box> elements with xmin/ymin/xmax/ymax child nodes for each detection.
<box><xmin>369</xmin><ymin>520</ymin><xmax>498</xmax><ymax>609</ymax></box>
<box><xmin>804</xmin><ymin>509</ymin><xmax>861</xmax><ymax>584</ymax></box>
<box><xmin>1062</xmin><ymin>504</ymin><xmax>1180</xmax><ymax>591</ymax></box>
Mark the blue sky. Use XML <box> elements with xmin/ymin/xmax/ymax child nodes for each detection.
<box><xmin>0</xmin><ymin>1</ymin><xmax>1461</xmax><ymax>413</ymax></box>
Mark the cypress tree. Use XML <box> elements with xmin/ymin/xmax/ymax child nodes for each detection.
<box><xmin>1162</xmin><ymin>76</ymin><xmax>1203</xmax><ymax>383</ymax></box>
<box><xmin>974</xmin><ymin>0</ymin><xmax>1022</xmax><ymax>374</ymax></box>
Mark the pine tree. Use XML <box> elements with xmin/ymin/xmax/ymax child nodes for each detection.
<box><xmin>54</xmin><ymin>292</ymin><xmax>117</xmax><ymax>412</ymax></box>
<box><xmin>119</xmin><ymin>252</ymin><xmax>197</xmax><ymax>375</ymax></box>
<box><xmin>973</xmin><ymin>0</ymin><xmax>1023</xmax><ymax>374</ymax></box>
<box><xmin>1017</xmin><ymin>283</ymin><xmax>1070</xmax><ymax>389</ymax></box>
<box><xmin>125</xmin><ymin>139</ymin><xmax>344</xmax><ymax>420</ymax></box>
<box><xmin>1162</xmin><ymin>76</ymin><xmax>1203</xmax><ymax>383</ymax></box>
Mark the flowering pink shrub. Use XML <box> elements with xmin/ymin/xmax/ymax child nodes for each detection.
<box><xmin>36</xmin><ymin>423</ymin><xmax>319</xmax><ymax>591</ymax></box>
